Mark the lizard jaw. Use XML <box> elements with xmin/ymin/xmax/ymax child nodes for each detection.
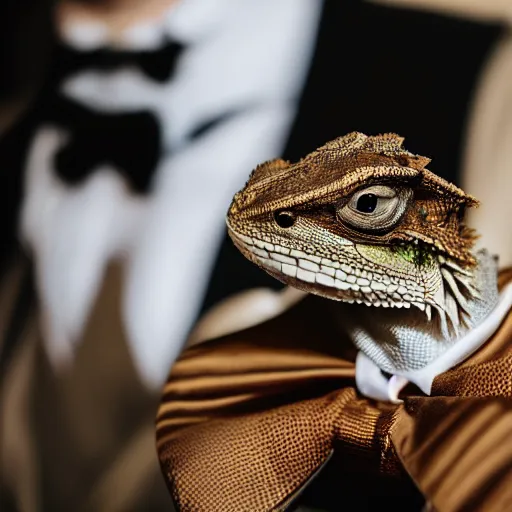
<box><xmin>228</xmin><ymin>226</ymin><xmax>487</xmax><ymax>339</ymax></box>
<box><xmin>228</xmin><ymin>227</ymin><xmax>421</xmax><ymax>310</ymax></box>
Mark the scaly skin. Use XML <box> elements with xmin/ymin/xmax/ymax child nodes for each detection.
<box><xmin>226</xmin><ymin>132</ymin><xmax>481</xmax><ymax>337</ymax></box>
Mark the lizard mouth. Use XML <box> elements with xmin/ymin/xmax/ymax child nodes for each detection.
<box><xmin>227</xmin><ymin>226</ymin><xmax>403</xmax><ymax>307</ymax></box>
<box><xmin>227</xmin><ymin>224</ymin><xmax>489</xmax><ymax>340</ymax></box>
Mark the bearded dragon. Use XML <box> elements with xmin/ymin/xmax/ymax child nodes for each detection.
<box><xmin>226</xmin><ymin>132</ymin><xmax>507</xmax><ymax>401</ymax></box>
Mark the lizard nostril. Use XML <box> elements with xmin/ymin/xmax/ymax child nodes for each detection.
<box><xmin>274</xmin><ymin>211</ymin><xmax>295</xmax><ymax>228</ymax></box>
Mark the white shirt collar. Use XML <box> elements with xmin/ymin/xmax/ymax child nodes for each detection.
<box><xmin>356</xmin><ymin>281</ymin><xmax>512</xmax><ymax>403</ymax></box>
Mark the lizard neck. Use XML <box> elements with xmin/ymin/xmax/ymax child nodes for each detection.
<box><xmin>329</xmin><ymin>249</ymin><xmax>500</xmax><ymax>375</ymax></box>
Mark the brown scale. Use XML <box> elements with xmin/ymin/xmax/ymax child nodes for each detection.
<box><xmin>230</xmin><ymin>132</ymin><xmax>478</xmax><ymax>267</ymax></box>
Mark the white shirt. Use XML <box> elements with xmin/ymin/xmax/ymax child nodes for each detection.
<box><xmin>20</xmin><ymin>0</ymin><xmax>323</xmax><ymax>388</ymax></box>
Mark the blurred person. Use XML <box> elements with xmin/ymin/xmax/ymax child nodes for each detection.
<box><xmin>0</xmin><ymin>0</ymin><xmax>502</xmax><ymax>510</ymax></box>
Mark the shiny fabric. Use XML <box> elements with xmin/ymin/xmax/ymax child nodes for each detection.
<box><xmin>156</xmin><ymin>269</ymin><xmax>512</xmax><ymax>511</ymax></box>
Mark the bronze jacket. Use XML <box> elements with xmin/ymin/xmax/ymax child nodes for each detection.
<box><xmin>157</xmin><ymin>270</ymin><xmax>512</xmax><ymax>511</ymax></box>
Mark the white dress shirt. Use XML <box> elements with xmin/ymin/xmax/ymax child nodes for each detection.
<box><xmin>20</xmin><ymin>0</ymin><xmax>323</xmax><ymax>388</ymax></box>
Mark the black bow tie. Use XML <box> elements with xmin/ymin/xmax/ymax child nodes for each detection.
<box><xmin>53</xmin><ymin>39</ymin><xmax>185</xmax><ymax>83</ymax></box>
<box><xmin>43</xmin><ymin>95</ymin><xmax>160</xmax><ymax>194</ymax></box>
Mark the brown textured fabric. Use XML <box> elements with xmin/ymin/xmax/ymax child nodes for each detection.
<box><xmin>157</xmin><ymin>269</ymin><xmax>512</xmax><ymax>511</ymax></box>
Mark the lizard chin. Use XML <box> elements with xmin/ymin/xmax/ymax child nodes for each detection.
<box><xmin>228</xmin><ymin>226</ymin><xmax>411</xmax><ymax>307</ymax></box>
<box><xmin>228</xmin><ymin>226</ymin><xmax>498</xmax><ymax>340</ymax></box>
<box><xmin>228</xmin><ymin>225</ymin><xmax>416</xmax><ymax>303</ymax></box>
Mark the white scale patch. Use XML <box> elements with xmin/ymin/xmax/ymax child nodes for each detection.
<box><xmin>236</xmin><ymin>232</ymin><xmax>426</xmax><ymax>310</ymax></box>
<box><xmin>232</xmin><ymin>230</ymin><xmax>491</xmax><ymax>342</ymax></box>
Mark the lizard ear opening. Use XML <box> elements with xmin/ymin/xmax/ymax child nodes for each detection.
<box><xmin>337</xmin><ymin>186</ymin><xmax>412</xmax><ymax>234</ymax></box>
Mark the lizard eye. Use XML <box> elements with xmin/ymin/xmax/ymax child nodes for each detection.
<box><xmin>274</xmin><ymin>210</ymin><xmax>295</xmax><ymax>228</ymax></box>
<box><xmin>337</xmin><ymin>185</ymin><xmax>411</xmax><ymax>234</ymax></box>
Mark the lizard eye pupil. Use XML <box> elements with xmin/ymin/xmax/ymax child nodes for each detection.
<box><xmin>356</xmin><ymin>193</ymin><xmax>378</xmax><ymax>213</ymax></box>
<box><xmin>274</xmin><ymin>211</ymin><xmax>295</xmax><ymax>228</ymax></box>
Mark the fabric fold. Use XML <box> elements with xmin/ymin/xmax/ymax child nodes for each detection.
<box><xmin>156</xmin><ymin>270</ymin><xmax>512</xmax><ymax>511</ymax></box>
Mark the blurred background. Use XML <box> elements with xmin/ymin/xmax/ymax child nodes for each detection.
<box><xmin>0</xmin><ymin>0</ymin><xmax>510</xmax><ymax>510</ymax></box>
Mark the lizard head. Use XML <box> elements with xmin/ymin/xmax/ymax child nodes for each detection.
<box><xmin>226</xmin><ymin>132</ymin><xmax>481</xmax><ymax>335</ymax></box>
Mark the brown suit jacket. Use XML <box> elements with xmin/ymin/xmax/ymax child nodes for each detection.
<box><xmin>0</xmin><ymin>257</ymin><xmax>174</xmax><ymax>512</ymax></box>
